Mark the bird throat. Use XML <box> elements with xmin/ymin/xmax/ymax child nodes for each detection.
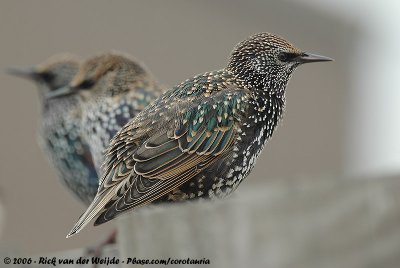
<box><xmin>248</xmin><ymin>83</ymin><xmax>286</xmax><ymax>150</ymax></box>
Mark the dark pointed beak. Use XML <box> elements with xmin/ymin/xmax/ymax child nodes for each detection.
<box><xmin>296</xmin><ymin>52</ymin><xmax>334</xmax><ymax>64</ymax></box>
<box><xmin>46</xmin><ymin>86</ymin><xmax>77</xmax><ymax>99</ymax></box>
<box><xmin>6</xmin><ymin>67</ymin><xmax>38</xmax><ymax>80</ymax></box>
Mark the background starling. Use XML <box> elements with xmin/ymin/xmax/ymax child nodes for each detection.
<box><xmin>8</xmin><ymin>55</ymin><xmax>99</xmax><ymax>205</ymax></box>
<box><xmin>47</xmin><ymin>52</ymin><xmax>165</xmax><ymax>176</ymax></box>
<box><xmin>66</xmin><ymin>32</ymin><xmax>332</xmax><ymax>237</ymax></box>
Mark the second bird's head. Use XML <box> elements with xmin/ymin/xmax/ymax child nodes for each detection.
<box><xmin>8</xmin><ymin>54</ymin><xmax>80</xmax><ymax>95</ymax></box>
<box><xmin>46</xmin><ymin>52</ymin><xmax>151</xmax><ymax>101</ymax></box>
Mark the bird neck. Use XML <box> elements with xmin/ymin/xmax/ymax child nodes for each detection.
<box><xmin>104</xmin><ymin>72</ymin><xmax>157</xmax><ymax>98</ymax></box>
<box><xmin>225</xmin><ymin>67</ymin><xmax>288</xmax><ymax>118</ymax></box>
<box><xmin>42</xmin><ymin>95</ymin><xmax>78</xmax><ymax>119</ymax></box>
<box><xmin>252</xmin><ymin>88</ymin><xmax>286</xmax><ymax>123</ymax></box>
<box><xmin>228</xmin><ymin>64</ymin><xmax>292</xmax><ymax>96</ymax></box>
<box><xmin>240</xmin><ymin>87</ymin><xmax>286</xmax><ymax>153</ymax></box>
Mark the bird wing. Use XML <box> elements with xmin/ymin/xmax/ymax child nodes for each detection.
<box><xmin>67</xmin><ymin>87</ymin><xmax>250</xmax><ymax>237</ymax></box>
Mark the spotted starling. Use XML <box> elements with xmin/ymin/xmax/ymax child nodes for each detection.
<box><xmin>66</xmin><ymin>32</ymin><xmax>333</xmax><ymax>237</ymax></box>
<box><xmin>47</xmin><ymin>52</ymin><xmax>165</xmax><ymax>175</ymax></box>
<box><xmin>8</xmin><ymin>55</ymin><xmax>99</xmax><ymax>205</ymax></box>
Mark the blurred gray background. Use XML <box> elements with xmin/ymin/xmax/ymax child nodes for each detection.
<box><xmin>0</xmin><ymin>0</ymin><xmax>398</xmax><ymax>257</ymax></box>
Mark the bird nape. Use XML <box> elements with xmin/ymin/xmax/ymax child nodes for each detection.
<box><xmin>64</xmin><ymin>32</ymin><xmax>333</xmax><ymax>238</ymax></box>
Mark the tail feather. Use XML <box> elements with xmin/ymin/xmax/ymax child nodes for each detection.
<box><xmin>66</xmin><ymin>190</ymin><xmax>116</xmax><ymax>238</ymax></box>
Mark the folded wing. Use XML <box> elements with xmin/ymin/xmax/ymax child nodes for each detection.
<box><xmin>67</xmin><ymin>87</ymin><xmax>249</xmax><ymax>237</ymax></box>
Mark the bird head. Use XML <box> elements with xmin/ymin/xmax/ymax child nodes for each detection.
<box><xmin>227</xmin><ymin>32</ymin><xmax>332</xmax><ymax>93</ymax></box>
<box><xmin>7</xmin><ymin>54</ymin><xmax>80</xmax><ymax>96</ymax></box>
<box><xmin>46</xmin><ymin>52</ymin><xmax>150</xmax><ymax>101</ymax></box>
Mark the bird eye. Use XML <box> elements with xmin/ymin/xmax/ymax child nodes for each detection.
<box><xmin>78</xmin><ymin>79</ymin><xmax>95</xmax><ymax>89</ymax></box>
<box><xmin>278</xmin><ymin>52</ymin><xmax>298</xmax><ymax>62</ymax></box>
<box><xmin>39</xmin><ymin>72</ymin><xmax>55</xmax><ymax>83</ymax></box>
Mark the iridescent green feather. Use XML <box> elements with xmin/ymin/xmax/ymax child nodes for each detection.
<box><xmin>177</xmin><ymin>90</ymin><xmax>249</xmax><ymax>155</ymax></box>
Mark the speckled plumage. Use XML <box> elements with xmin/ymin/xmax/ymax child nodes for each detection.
<box><xmin>9</xmin><ymin>55</ymin><xmax>99</xmax><ymax>205</ymax></box>
<box><xmin>52</xmin><ymin>53</ymin><xmax>164</xmax><ymax>175</ymax></box>
<box><xmin>67</xmin><ymin>33</ymin><xmax>332</xmax><ymax>237</ymax></box>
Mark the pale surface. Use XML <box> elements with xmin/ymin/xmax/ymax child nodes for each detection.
<box><xmin>117</xmin><ymin>176</ymin><xmax>400</xmax><ymax>268</ymax></box>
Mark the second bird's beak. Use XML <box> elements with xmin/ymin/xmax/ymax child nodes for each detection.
<box><xmin>46</xmin><ymin>86</ymin><xmax>77</xmax><ymax>99</ymax></box>
<box><xmin>7</xmin><ymin>67</ymin><xmax>38</xmax><ymax>80</ymax></box>
<box><xmin>296</xmin><ymin>52</ymin><xmax>334</xmax><ymax>64</ymax></box>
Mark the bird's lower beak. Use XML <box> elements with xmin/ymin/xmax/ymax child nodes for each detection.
<box><xmin>46</xmin><ymin>86</ymin><xmax>77</xmax><ymax>99</ymax></box>
<box><xmin>296</xmin><ymin>52</ymin><xmax>334</xmax><ymax>64</ymax></box>
<box><xmin>6</xmin><ymin>67</ymin><xmax>38</xmax><ymax>80</ymax></box>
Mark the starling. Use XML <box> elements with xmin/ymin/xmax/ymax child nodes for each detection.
<box><xmin>8</xmin><ymin>55</ymin><xmax>99</xmax><ymax>205</ymax></box>
<box><xmin>67</xmin><ymin>32</ymin><xmax>333</xmax><ymax>237</ymax></box>
<box><xmin>47</xmin><ymin>52</ymin><xmax>165</xmax><ymax>175</ymax></box>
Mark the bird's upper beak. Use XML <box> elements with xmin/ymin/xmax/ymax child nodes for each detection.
<box><xmin>46</xmin><ymin>86</ymin><xmax>77</xmax><ymax>99</ymax></box>
<box><xmin>296</xmin><ymin>52</ymin><xmax>334</xmax><ymax>64</ymax></box>
<box><xmin>6</xmin><ymin>67</ymin><xmax>38</xmax><ymax>80</ymax></box>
